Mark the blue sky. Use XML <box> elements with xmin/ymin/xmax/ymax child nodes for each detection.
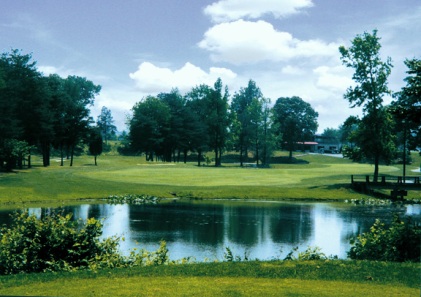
<box><xmin>1</xmin><ymin>0</ymin><xmax>420</xmax><ymax>132</ymax></box>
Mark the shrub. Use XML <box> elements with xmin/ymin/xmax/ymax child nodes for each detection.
<box><xmin>0</xmin><ymin>211</ymin><xmax>124</xmax><ymax>274</ymax></box>
<box><xmin>348</xmin><ymin>215</ymin><xmax>421</xmax><ymax>262</ymax></box>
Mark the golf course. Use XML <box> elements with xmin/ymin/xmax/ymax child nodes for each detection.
<box><xmin>0</xmin><ymin>151</ymin><xmax>420</xmax><ymax>296</ymax></box>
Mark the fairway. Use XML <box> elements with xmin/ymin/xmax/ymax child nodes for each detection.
<box><xmin>0</xmin><ymin>152</ymin><xmax>419</xmax><ymax>204</ymax></box>
<box><xmin>78</xmin><ymin>162</ymin><xmax>396</xmax><ymax>187</ymax></box>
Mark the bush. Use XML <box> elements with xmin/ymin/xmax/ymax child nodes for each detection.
<box><xmin>348</xmin><ymin>215</ymin><xmax>420</xmax><ymax>262</ymax></box>
<box><xmin>0</xmin><ymin>211</ymin><xmax>125</xmax><ymax>274</ymax></box>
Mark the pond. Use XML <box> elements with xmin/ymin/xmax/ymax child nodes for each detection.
<box><xmin>1</xmin><ymin>200</ymin><xmax>420</xmax><ymax>261</ymax></box>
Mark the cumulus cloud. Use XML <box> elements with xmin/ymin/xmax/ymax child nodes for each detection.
<box><xmin>204</xmin><ymin>0</ymin><xmax>313</xmax><ymax>23</ymax></box>
<box><xmin>313</xmin><ymin>65</ymin><xmax>354</xmax><ymax>92</ymax></box>
<box><xmin>129</xmin><ymin>62</ymin><xmax>237</xmax><ymax>93</ymax></box>
<box><xmin>198</xmin><ymin>20</ymin><xmax>339</xmax><ymax>65</ymax></box>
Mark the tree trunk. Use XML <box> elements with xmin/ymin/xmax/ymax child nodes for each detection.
<box><xmin>183</xmin><ymin>148</ymin><xmax>187</xmax><ymax>164</ymax></box>
<box><xmin>240</xmin><ymin>145</ymin><xmax>244</xmax><ymax>167</ymax></box>
<box><xmin>60</xmin><ymin>143</ymin><xmax>64</xmax><ymax>166</ymax></box>
<box><xmin>94</xmin><ymin>155</ymin><xmax>97</xmax><ymax>166</ymax></box>
<box><xmin>373</xmin><ymin>154</ymin><xmax>379</xmax><ymax>182</ymax></box>
<box><xmin>255</xmin><ymin>140</ymin><xmax>259</xmax><ymax>166</ymax></box>
<box><xmin>27</xmin><ymin>153</ymin><xmax>31</xmax><ymax>169</ymax></box>
<box><xmin>197</xmin><ymin>150</ymin><xmax>202</xmax><ymax>166</ymax></box>
<box><xmin>70</xmin><ymin>145</ymin><xmax>74</xmax><ymax>167</ymax></box>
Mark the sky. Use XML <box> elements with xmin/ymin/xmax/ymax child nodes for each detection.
<box><xmin>1</xmin><ymin>0</ymin><xmax>420</xmax><ymax>133</ymax></box>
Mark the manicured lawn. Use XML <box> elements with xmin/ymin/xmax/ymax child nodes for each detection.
<box><xmin>0</xmin><ymin>261</ymin><xmax>419</xmax><ymax>296</ymax></box>
<box><xmin>1</xmin><ymin>152</ymin><xmax>420</xmax><ymax>296</ymax></box>
<box><xmin>1</xmin><ymin>152</ymin><xmax>420</xmax><ymax>205</ymax></box>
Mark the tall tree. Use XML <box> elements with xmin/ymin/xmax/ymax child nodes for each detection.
<box><xmin>128</xmin><ymin>96</ymin><xmax>171</xmax><ymax>161</ymax></box>
<box><xmin>0</xmin><ymin>50</ymin><xmax>53</xmax><ymax>168</ymax></box>
<box><xmin>272</xmin><ymin>96</ymin><xmax>318</xmax><ymax>160</ymax></box>
<box><xmin>96</xmin><ymin>106</ymin><xmax>117</xmax><ymax>146</ymax></box>
<box><xmin>63</xmin><ymin>76</ymin><xmax>101</xmax><ymax>166</ymax></box>
<box><xmin>230</xmin><ymin>80</ymin><xmax>263</xmax><ymax>166</ymax></box>
<box><xmin>392</xmin><ymin>58</ymin><xmax>421</xmax><ymax>150</ymax></box>
<box><xmin>206</xmin><ymin>78</ymin><xmax>230</xmax><ymax>166</ymax></box>
<box><xmin>88</xmin><ymin>127</ymin><xmax>103</xmax><ymax>166</ymax></box>
<box><xmin>185</xmin><ymin>85</ymin><xmax>212</xmax><ymax>166</ymax></box>
<box><xmin>339</xmin><ymin>29</ymin><xmax>394</xmax><ymax>181</ymax></box>
<box><xmin>158</xmin><ymin>89</ymin><xmax>188</xmax><ymax>162</ymax></box>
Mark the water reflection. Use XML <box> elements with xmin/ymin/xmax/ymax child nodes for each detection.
<box><xmin>0</xmin><ymin>201</ymin><xmax>419</xmax><ymax>261</ymax></box>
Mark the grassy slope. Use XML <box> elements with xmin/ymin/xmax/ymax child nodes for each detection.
<box><xmin>1</xmin><ymin>151</ymin><xmax>419</xmax><ymax>205</ymax></box>
<box><xmin>0</xmin><ymin>261</ymin><xmax>419</xmax><ymax>296</ymax></box>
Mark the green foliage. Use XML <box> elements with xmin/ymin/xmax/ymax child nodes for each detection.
<box><xmin>105</xmin><ymin>194</ymin><xmax>161</xmax><ymax>205</ymax></box>
<box><xmin>223</xmin><ymin>247</ymin><xmax>249</xmax><ymax>262</ymax></box>
<box><xmin>339</xmin><ymin>30</ymin><xmax>395</xmax><ymax>181</ymax></box>
<box><xmin>0</xmin><ymin>211</ymin><xmax>119</xmax><ymax>274</ymax></box>
<box><xmin>283</xmin><ymin>246</ymin><xmax>334</xmax><ymax>261</ymax></box>
<box><xmin>0</xmin><ymin>212</ymin><xmax>175</xmax><ymax>275</ymax></box>
<box><xmin>272</xmin><ymin>96</ymin><xmax>318</xmax><ymax>159</ymax></box>
<box><xmin>348</xmin><ymin>215</ymin><xmax>421</xmax><ymax>262</ymax></box>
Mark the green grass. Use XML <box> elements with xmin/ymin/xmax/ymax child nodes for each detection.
<box><xmin>1</xmin><ymin>151</ymin><xmax>420</xmax><ymax>296</ymax></box>
<box><xmin>0</xmin><ymin>261</ymin><xmax>419</xmax><ymax>296</ymax></box>
<box><xmin>1</xmin><ymin>151</ymin><xmax>420</xmax><ymax>205</ymax></box>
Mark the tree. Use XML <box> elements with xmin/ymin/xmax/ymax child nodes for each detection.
<box><xmin>321</xmin><ymin>128</ymin><xmax>341</xmax><ymax>143</ymax></box>
<box><xmin>158</xmin><ymin>89</ymin><xmax>189</xmax><ymax>162</ymax></box>
<box><xmin>206</xmin><ymin>78</ymin><xmax>230</xmax><ymax>166</ymax></box>
<box><xmin>339</xmin><ymin>30</ymin><xmax>394</xmax><ymax>181</ymax></box>
<box><xmin>392</xmin><ymin>58</ymin><xmax>421</xmax><ymax>151</ymax></box>
<box><xmin>230</xmin><ymin>80</ymin><xmax>263</xmax><ymax>166</ymax></box>
<box><xmin>63</xmin><ymin>76</ymin><xmax>101</xmax><ymax>166</ymax></box>
<box><xmin>185</xmin><ymin>85</ymin><xmax>212</xmax><ymax>166</ymax></box>
<box><xmin>272</xmin><ymin>96</ymin><xmax>318</xmax><ymax>160</ymax></box>
<box><xmin>259</xmin><ymin>98</ymin><xmax>276</xmax><ymax>166</ymax></box>
<box><xmin>88</xmin><ymin>128</ymin><xmax>103</xmax><ymax>166</ymax></box>
<box><xmin>128</xmin><ymin>96</ymin><xmax>171</xmax><ymax>161</ymax></box>
<box><xmin>97</xmin><ymin>106</ymin><xmax>117</xmax><ymax>146</ymax></box>
<box><xmin>0</xmin><ymin>50</ymin><xmax>53</xmax><ymax>168</ymax></box>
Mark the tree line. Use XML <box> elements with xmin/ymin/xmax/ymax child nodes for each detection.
<box><xmin>0</xmin><ymin>30</ymin><xmax>419</xmax><ymax>175</ymax></box>
<box><xmin>123</xmin><ymin>79</ymin><xmax>319</xmax><ymax>167</ymax></box>
<box><xmin>0</xmin><ymin>49</ymin><xmax>104</xmax><ymax>170</ymax></box>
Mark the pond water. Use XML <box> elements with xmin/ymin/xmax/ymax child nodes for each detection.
<box><xmin>1</xmin><ymin>200</ymin><xmax>420</xmax><ymax>261</ymax></box>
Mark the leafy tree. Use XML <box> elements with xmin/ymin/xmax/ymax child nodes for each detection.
<box><xmin>259</xmin><ymin>98</ymin><xmax>276</xmax><ymax>166</ymax></box>
<box><xmin>63</xmin><ymin>76</ymin><xmax>101</xmax><ymax>166</ymax></box>
<box><xmin>321</xmin><ymin>128</ymin><xmax>341</xmax><ymax>143</ymax></box>
<box><xmin>0</xmin><ymin>50</ymin><xmax>53</xmax><ymax>168</ymax></box>
<box><xmin>96</xmin><ymin>106</ymin><xmax>117</xmax><ymax>146</ymax></box>
<box><xmin>206</xmin><ymin>78</ymin><xmax>231</xmax><ymax>166</ymax></box>
<box><xmin>230</xmin><ymin>80</ymin><xmax>263</xmax><ymax>166</ymax></box>
<box><xmin>272</xmin><ymin>96</ymin><xmax>318</xmax><ymax>160</ymax></box>
<box><xmin>158</xmin><ymin>89</ymin><xmax>189</xmax><ymax>162</ymax></box>
<box><xmin>88</xmin><ymin>127</ymin><xmax>103</xmax><ymax>165</ymax></box>
<box><xmin>391</xmin><ymin>58</ymin><xmax>421</xmax><ymax>151</ymax></box>
<box><xmin>185</xmin><ymin>85</ymin><xmax>212</xmax><ymax>166</ymax></box>
<box><xmin>128</xmin><ymin>96</ymin><xmax>171</xmax><ymax>161</ymax></box>
<box><xmin>339</xmin><ymin>30</ymin><xmax>394</xmax><ymax>181</ymax></box>
<box><xmin>45</xmin><ymin>74</ymin><xmax>69</xmax><ymax>166</ymax></box>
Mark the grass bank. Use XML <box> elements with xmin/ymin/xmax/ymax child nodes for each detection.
<box><xmin>0</xmin><ymin>260</ymin><xmax>419</xmax><ymax>296</ymax></box>
<box><xmin>1</xmin><ymin>152</ymin><xmax>420</xmax><ymax>205</ymax></box>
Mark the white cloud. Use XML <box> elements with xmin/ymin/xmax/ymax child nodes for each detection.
<box><xmin>204</xmin><ymin>0</ymin><xmax>313</xmax><ymax>23</ymax></box>
<box><xmin>281</xmin><ymin>65</ymin><xmax>305</xmax><ymax>75</ymax></box>
<box><xmin>313</xmin><ymin>65</ymin><xmax>354</xmax><ymax>92</ymax></box>
<box><xmin>198</xmin><ymin>20</ymin><xmax>339</xmax><ymax>65</ymax></box>
<box><xmin>129</xmin><ymin>62</ymin><xmax>237</xmax><ymax>93</ymax></box>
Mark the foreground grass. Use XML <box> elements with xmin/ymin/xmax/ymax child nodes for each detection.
<box><xmin>0</xmin><ymin>152</ymin><xmax>420</xmax><ymax>205</ymax></box>
<box><xmin>0</xmin><ymin>261</ymin><xmax>419</xmax><ymax>296</ymax></box>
